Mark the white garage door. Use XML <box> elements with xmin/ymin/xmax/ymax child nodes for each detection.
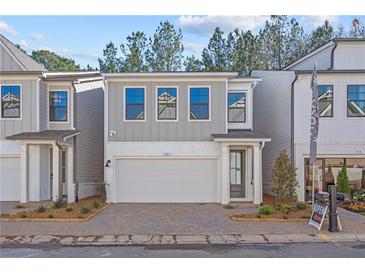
<box><xmin>115</xmin><ymin>158</ymin><xmax>218</xmax><ymax>202</ymax></box>
<box><xmin>0</xmin><ymin>157</ymin><xmax>21</xmax><ymax>201</ymax></box>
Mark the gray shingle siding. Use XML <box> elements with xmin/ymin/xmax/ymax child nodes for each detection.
<box><xmin>251</xmin><ymin>70</ymin><xmax>295</xmax><ymax>193</ymax></box>
<box><xmin>75</xmin><ymin>84</ymin><xmax>104</xmax><ymax>185</ymax></box>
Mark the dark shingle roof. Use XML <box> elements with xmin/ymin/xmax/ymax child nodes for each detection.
<box><xmin>0</xmin><ymin>34</ymin><xmax>47</xmax><ymax>72</ymax></box>
<box><xmin>211</xmin><ymin>129</ymin><xmax>270</xmax><ymax>140</ymax></box>
<box><xmin>7</xmin><ymin>130</ymin><xmax>79</xmax><ymax>141</ymax></box>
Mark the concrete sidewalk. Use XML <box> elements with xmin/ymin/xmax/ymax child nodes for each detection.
<box><xmin>1</xmin><ymin>233</ymin><xmax>364</xmax><ymax>247</ymax></box>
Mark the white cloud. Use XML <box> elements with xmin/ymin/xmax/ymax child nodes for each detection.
<box><xmin>300</xmin><ymin>16</ymin><xmax>339</xmax><ymax>28</ymax></box>
<box><xmin>184</xmin><ymin>42</ymin><xmax>205</xmax><ymax>55</ymax></box>
<box><xmin>0</xmin><ymin>20</ymin><xmax>18</xmax><ymax>36</ymax></box>
<box><xmin>30</xmin><ymin>32</ymin><xmax>47</xmax><ymax>41</ymax></box>
<box><xmin>59</xmin><ymin>49</ymin><xmax>99</xmax><ymax>60</ymax></box>
<box><xmin>178</xmin><ymin>15</ymin><xmax>269</xmax><ymax>36</ymax></box>
<box><xmin>19</xmin><ymin>40</ymin><xmax>29</xmax><ymax>49</ymax></box>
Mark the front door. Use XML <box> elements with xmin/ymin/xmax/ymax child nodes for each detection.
<box><xmin>230</xmin><ymin>150</ymin><xmax>245</xmax><ymax>198</ymax></box>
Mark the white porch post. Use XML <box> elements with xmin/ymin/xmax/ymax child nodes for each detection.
<box><xmin>52</xmin><ymin>143</ymin><xmax>60</xmax><ymax>201</ymax></box>
<box><xmin>253</xmin><ymin>144</ymin><xmax>263</xmax><ymax>205</ymax></box>
<box><xmin>221</xmin><ymin>143</ymin><xmax>230</xmax><ymax>204</ymax></box>
<box><xmin>67</xmin><ymin>146</ymin><xmax>75</xmax><ymax>203</ymax></box>
<box><xmin>20</xmin><ymin>143</ymin><xmax>28</xmax><ymax>203</ymax></box>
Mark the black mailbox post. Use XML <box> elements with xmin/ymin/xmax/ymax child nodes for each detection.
<box><xmin>328</xmin><ymin>185</ymin><xmax>339</xmax><ymax>232</ymax></box>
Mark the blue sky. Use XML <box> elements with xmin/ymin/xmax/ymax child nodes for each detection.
<box><xmin>1</xmin><ymin>15</ymin><xmax>364</xmax><ymax>68</ymax></box>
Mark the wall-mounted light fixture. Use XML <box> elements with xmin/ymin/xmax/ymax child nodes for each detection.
<box><xmin>109</xmin><ymin>130</ymin><xmax>117</xmax><ymax>137</ymax></box>
<box><xmin>105</xmin><ymin>160</ymin><xmax>111</xmax><ymax>167</ymax></box>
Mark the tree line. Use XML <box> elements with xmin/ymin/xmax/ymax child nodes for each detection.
<box><xmin>98</xmin><ymin>16</ymin><xmax>365</xmax><ymax>75</ymax></box>
<box><xmin>17</xmin><ymin>16</ymin><xmax>364</xmax><ymax>73</ymax></box>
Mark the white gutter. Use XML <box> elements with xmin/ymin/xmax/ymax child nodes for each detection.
<box><xmin>213</xmin><ymin>138</ymin><xmax>272</xmax><ymax>143</ymax></box>
<box><xmin>74</xmin><ymin>76</ymin><xmax>103</xmax><ymax>84</ymax></box>
<box><xmin>43</xmin><ymin>71</ymin><xmax>101</xmax><ymax>78</ymax></box>
<box><xmin>103</xmin><ymin>72</ymin><xmax>239</xmax><ymax>78</ymax></box>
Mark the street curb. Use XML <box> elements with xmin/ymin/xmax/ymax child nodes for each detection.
<box><xmin>1</xmin><ymin>233</ymin><xmax>364</xmax><ymax>246</ymax></box>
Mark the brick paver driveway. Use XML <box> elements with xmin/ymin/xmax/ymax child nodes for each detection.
<box><xmin>1</xmin><ymin>203</ymin><xmax>364</xmax><ymax>236</ymax></box>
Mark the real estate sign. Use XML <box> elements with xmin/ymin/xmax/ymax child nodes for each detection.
<box><xmin>309</xmin><ymin>200</ymin><xmax>328</xmax><ymax>230</ymax></box>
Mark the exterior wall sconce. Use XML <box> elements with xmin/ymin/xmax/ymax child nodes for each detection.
<box><xmin>105</xmin><ymin>160</ymin><xmax>111</xmax><ymax>167</ymax></box>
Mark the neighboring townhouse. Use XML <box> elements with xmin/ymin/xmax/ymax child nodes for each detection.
<box><xmin>104</xmin><ymin>72</ymin><xmax>270</xmax><ymax>204</ymax></box>
<box><xmin>0</xmin><ymin>34</ymin><xmax>104</xmax><ymax>203</ymax></box>
<box><xmin>253</xmin><ymin>38</ymin><xmax>365</xmax><ymax>201</ymax></box>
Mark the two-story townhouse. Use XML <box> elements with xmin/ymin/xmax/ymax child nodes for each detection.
<box><xmin>0</xmin><ymin>34</ymin><xmax>104</xmax><ymax>203</ymax></box>
<box><xmin>252</xmin><ymin>38</ymin><xmax>365</xmax><ymax>201</ymax></box>
<box><xmin>104</xmin><ymin>72</ymin><xmax>270</xmax><ymax>204</ymax></box>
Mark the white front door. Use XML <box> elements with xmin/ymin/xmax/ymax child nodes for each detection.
<box><xmin>115</xmin><ymin>158</ymin><xmax>218</xmax><ymax>202</ymax></box>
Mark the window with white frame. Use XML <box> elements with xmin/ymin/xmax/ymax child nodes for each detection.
<box><xmin>125</xmin><ymin>87</ymin><xmax>145</xmax><ymax>120</ymax></box>
<box><xmin>228</xmin><ymin>92</ymin><xmax>246</xmax><ymax>123</ymax></box>
<box><xmin>49</xmin><ymin>91</ymin><xmax>68</xmax><ymax>122</ymax></box>
<box><xmin>189</xmin><ymin>87</ymin><xmax>209</xmax><ymax>120</ymax></box>
<box><xmin>347</xmin><ymin>85</ymin><xmax>365</xmax><ymax>117</ymax></box>
<box><xmin>1</xmin><ymin>85</ymin><xmax>21</xmax><ymax>118</ymax></box>
<box><xmin>318</xmin><ymin>85</ymin><xmax>333</xmax><ymax>117</ymax></box>
<box><xmin>157</xmin><ymin>87</ymin><xmax>177</xmax><ymax>120</ymax></box>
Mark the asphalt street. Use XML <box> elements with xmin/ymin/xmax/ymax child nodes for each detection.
<box><xmin>1</xmin><ymin>242</ymin><xmax>365</xmax><ymax>258</ymax></box>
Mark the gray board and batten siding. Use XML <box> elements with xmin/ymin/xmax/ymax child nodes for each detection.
<box><xmin>107</xmin><ymin>80</ymin><xmax>227</xmax><ymax>142</ymax></box>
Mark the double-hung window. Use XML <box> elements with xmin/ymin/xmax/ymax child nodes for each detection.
<box><xmin>228</xmin><ymin>92</ymin><xmax>246</xmax><ymax>123</ymax></box>
<box><xmin>49</xmin><ymin>91</ymin><xmax>68</xmax><ymax>122</ymax></box>
<box><xmin>347</xmin><ymin>85</ymin><xmax>365</xmax><ymax>117</ymax></box>
<box><xmin>1</xmin><ymin>85</ymin><xmax>21</xmax><ymax>119</ymax></box>
<box><xmin>125</xmin><ymin>87</ymin><xmax>145</xmax><ymax>120</ymax></box>
<box><xmin>157</xmin><ymin>87</ymin><xmax>177</xmax><ymax>120</ymax></box>
<box><xmin>189</xmin><ymin>87</ymin><xmax>209</xmax><ymax>120</ymax></box>
<box><xmin>318</xmin><ymin>85</ymin><xmax>333</xmax><ymax>117</ymax></box>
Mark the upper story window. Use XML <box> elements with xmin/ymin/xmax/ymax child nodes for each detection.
<box><xmin>347</xmin><ymin>85</ymin><xmax>365</xmax><ymax>117</ymax></box>
<box><xmin>228</xmin><ymin>92</ymin><xmax>246</xmax><ymax>123</ymax></box>
<box><xmin>157</xmin><ymin>87</ymin><xmax>177</xmax><ymax>120</ymax></box>
<box><xmin>125</xmin><ymin>87</ymin><xmax>145</xmax><ymax>120</ymax></box>
<box><xmin>189</xmin><ymin>87</ymin><xmax>209</xmax><ymax>120</ymax></box>
<box><xmin>1</xmin><ymin>85</ymin><xmax>21</xmax><ymax>119</ymax></box>
<box><xmin>318</xmin><ymin>85</ymin><xmax>333</xmax><ymax>117</ymax></box>
<box><xmin>49</xmin><ymin>91</ymin><xmax>68</xmax><ymax>122</ymax></box>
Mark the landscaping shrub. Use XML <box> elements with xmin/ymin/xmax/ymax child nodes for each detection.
<box><xmin>271</xmin><ymin>151</ymin><xmax>298</xmax><ymax>201</ymax></box>
<box><xmin>223</xmin><ymin>204</ymin><xmax>234</xmax><ymax>209</ymax></box>
<box><xmin>65</xmin><ymin>207</ymin><xmax>73</xmax><ymax>212</ymax></box>
<box><xmin>16</xmin><ymin>204</ymin><xmax>25</xmax><ymax>209</ymax></box>
<box><xmin>280</xmin><ymin>204</ymin><xmax>294</xmax><ymax>215</ymax></box>
<box><xmin>80</xmin><ymin>207</ymin><xmax>90</xmax><ymax>214</ymax></box>
<box><xmin>53</xmin><ymin>197</ymin><xmax>66</xmax><ymax>209</ymax></box>
<box><xmin>352</xmin><ymin>190</ymin><xmax>365</xmax><ymax>202</ymax></box>
<box><xmin>259</xmin><ymin>205</ymin><xmax>275</xmax><ymax>215</ymax></box>
<box><xmin>34</xmin><ymin>204</ymin><xmax>47</xmax><ymax>213</ymax></box>
<box><xmin>20</xmin><ymin>213</ymin><xmax>27</xmax><ymax>218</ymax></box>
<box><xmin>336</xmin><ymin>165</ymin><xmax>350</xmax><ymax>196</ymax></box>
<box><xmin>48</xmin><ymin>214</ymin><xmax>54</xmax><ymax>219</ymax></box>
<box><xmin>296</xmin><ymin>202</ymin><xmax>307</xmax><ymax>210</ymax></box>
<box><xmin>96</xmin><ymin>181</ymin><xmax>107</xmax><ymax>202</ymax></box>
<box><xmin>93</xmin><ymin>201</ymin><xmax>101</xmax><ymax>209</ymax></box>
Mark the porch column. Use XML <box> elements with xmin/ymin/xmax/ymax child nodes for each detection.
<box><xmin>221</xmin><ymin>143</ymin><xmax>230</xmax><ymax>204</ymax></box>
<box><xmin>253</xmin><ymin>144</ymin><xmax>263</xmax><ymax>205</ymax></box>
<box><xmin>52</xmin><ymin>143</ymin><xmax>60</xmax><ymax>201</ymax></box>
<box><xmin>20</xmin><ymin>143</ymin><xmax>28</xmax><ymax>203</ymax></box>
<box><xmin>67</xmin><ymin>146</ymin><xmax>75</xmax><ymax>203</ymax></box>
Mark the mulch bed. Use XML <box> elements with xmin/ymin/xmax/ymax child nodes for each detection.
<box><xmin>339</xmin><ymin>201</ymin><xmax>365</xmax><ymax>216</ymax></box>
<box><xmin>0</xmin><ymin>196</ymin><xmax>107</xmax><ymax>220</ymax></box>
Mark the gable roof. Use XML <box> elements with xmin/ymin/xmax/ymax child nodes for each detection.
<box><xmin>0</xmin><ymin>34</ymin><xmax>47</xmax><ymax>72</ymax></box>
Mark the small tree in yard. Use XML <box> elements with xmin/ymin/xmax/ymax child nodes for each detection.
<box><xmin>336</xmin><ymin>165</ymin><xmax>351</xmax><ymax>196</ymax></box>
<box><xmin>271</xmin><ymin>151</ymin><xmax>298</xmax><ymax>201</ymax></box>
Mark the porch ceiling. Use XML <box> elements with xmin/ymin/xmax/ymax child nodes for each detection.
<box><xmin>6</xmin><ymin>130</ymin><xmax>79</xmax><ymax>141</ymax></box>
<box><xmin>212</xmin><ymin>130</ymin><xmax>271</xmax><ymax>143</ymax></box>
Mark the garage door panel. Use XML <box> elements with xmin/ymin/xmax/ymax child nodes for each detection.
<box><xmin>116</xmin><ymin>159</ymin><xmax>217</xmax><ymax>202</ymax></box>
<box><xmin>0</xmin><ymin>157</ymin><xmax>21</xmax><ymax>201</ymax></box>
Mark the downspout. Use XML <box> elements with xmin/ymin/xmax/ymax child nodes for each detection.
<box><xmin>71</xmin><ymin>81</ymin><xmax>78</xmax><ymax>188</ymax></box>
<box><xmin>329</xmin><ymin>41</ymin><xmax>338</xmax><ymax>70</ymax></box>
<box><xmin>290</xmin><ymin>74</ymin><xmax>298</xmax><ymax>164</ymax></box>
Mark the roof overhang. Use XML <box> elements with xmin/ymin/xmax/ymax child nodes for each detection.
<box><xmin>42</xmin><ymin>71</ymin><xmax>102</xmax><ymax>81</ymax></box>
<box><xmin>213</xmin><ymin>137</ymin><xmax>271</xmax><ymax>143</ymax></box>
<box><xmin>6</xmin><ymin>130</ymin><xmax>80</xmax><ymax>142</ymax></box>
<box><xmin>103</xmin><ymin>72</ymin><xmax>239</xmax><ymax>79</ymax></box>
<box><xmin>295</xmin><ymin>70</ymin><xmax>365</xmax><ymax>74</ymax></box>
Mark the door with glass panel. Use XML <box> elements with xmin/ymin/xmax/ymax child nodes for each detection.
<box><xmin>230</xmin><ymin>151</ymin><xmax>245</xmax><ymax>198</ymax></box>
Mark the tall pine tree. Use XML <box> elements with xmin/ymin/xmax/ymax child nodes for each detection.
<box><xmin>120</xmin><ymin>31</ymin><xmax>148</xmax><ymax>72</ymax></box>
<box><xmin>98</xmin><ymin>41</ymin><xmax>121</xmax><ymax>72</ymax></box>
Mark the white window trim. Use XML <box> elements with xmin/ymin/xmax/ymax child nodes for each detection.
<box><xmin>155</xmin><ymin>86</ymin><xmax>178</xmax><ymax>122</ymax></box>
<box><xmin>0</xmin><ymin>84</ymin><xmax>23</xmax><ymax>120</ymax></box>
<box><xmin>188</xmin><ymin>85</ymin><xmax>211</xmax><ymax>122</ymax></box>
<box><xmin>48</xmin><ymin>89</ymin><xmax>70</xmax><ymax>124</ymax></box>
<box><xmin>346</xmin><ymin>84</ymin><xmax>365</xmax><ymax>119</ymax></box>
<box><xmin>227</xmin><ymin>90</ymin><xmax>248</xmax><ymax>129</ymax></box>
<box><xmin>123</xmin><ymin>86</ymin><xmax>146</xmax><ymax>122</ymax></box>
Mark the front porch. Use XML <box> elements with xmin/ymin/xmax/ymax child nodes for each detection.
<box><xmin>212</xmin><ymin>130</ymin><xmax>271</xmax><ymax>205</ymax></box>
<box><xmin>6</xmin><ymin>130</ymin><xmax>79</xmax><ymax>203</ymax></box>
